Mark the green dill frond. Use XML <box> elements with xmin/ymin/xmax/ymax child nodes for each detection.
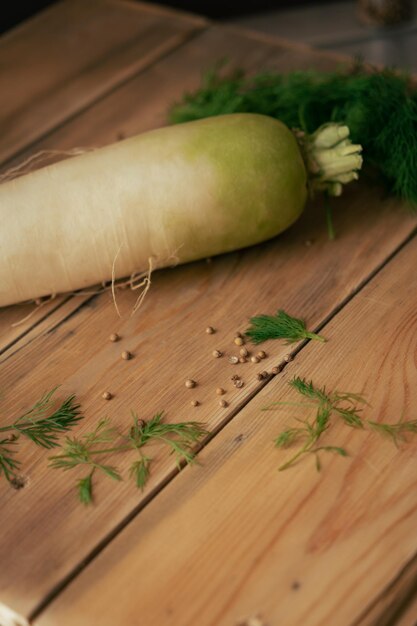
<box><xmin>169</xmin><ymin>64</ymin><xmax>417</xmax><ymax>206</ymax></box>
<box><xmin>11</xmin><ymin>390</ymin><xmax>82</xmax><ymax>449</ymax></box>
<box><xmin>0</xmin><ymin>437</ymin><xmax>20</xmax><ymax>483</ymax></box>
<box><xmin>367</xmin><ymin>418</ymin><xmax>417</xmax><ymax>446</ymax></box>
<box><xmin>245</xmin><ymin>310</ymin><xmax>325</xmax><ymax>345</ymax></box>
<box><xmin>289</xmin><ymin>377</ymin><xmax>329</xmax><ymax>404</ymax></box>
<box><xmin>274</xmin><ymin>428</ymin><xmax>304</xmax><ymax>448</ymax></box>
<box><xmin>77</xmin><ymin>473</ymin><xmax>93</xmax><ymax>505</ymax></box>
<box><xmin>50</xmin><ymin>412</ymin><xmax>208</xmax><ymax>503</ymax></box>
<box><xmin>129</xmin><ymin>455</ymin><xmax>151</xmax><ymax>490</ymax></box>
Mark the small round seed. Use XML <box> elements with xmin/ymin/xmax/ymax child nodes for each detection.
<box><xmin>213</xmin><ymin>349</ymin><xmax>222</xmax><ymax>358</ymax></box>
<box><xmin>284</xmin><ymin>354</ymin><xmax>293</xmax><ymax>363</ymax></box>
<box><xmin>109</xmin><ymin>333</ymin><xmax>120</xmax><ymax>342</ymax></box>
<box><xmin>206</xmin><ymin>326</ymin><xmax>215</xmax><ymax>334</ymax></box>
<box><xmin>261</xmin><ymin>371</ymin><xmax>269</xmax><ymax>378</ymax></box>
<box><xmin>238</xmin><ymin>357</ymin><xmax>247</xmax><ymax>363</ymax></box>
<box><xmin>271</xmin><ymin>366</ymin><xmax>280</xmax><ymax>375</ymax></box>
<box><xmin>216</xmin><ymin>387</ymin><xmax>226</xmax><ymax>395</ymax></box>
<box><xmin>229</xmin><ymin>356</ymin><xmax>239</xmax><ymax>364</ymax></box>
<box><xmin>102</xmin><ymin>391</ymin><xmax>113</xmax><ymax>400</ymax></box>
<box><xmin>257</xmin><ymin>350</ymin><xmax>267</xmax><ymax>359</ymax></box>
<box><xmin>234</xmin><ymin>336</ymin><xmax>244</xmax><ymax>346</ymax></box>
<box><xmin>191</xmin><ymin>400</ymin><xmax>200</xmax><ymax>407</ymax></box>
<box><xmin>231</xmin><ymin>374</ymin><xmax>240</xmax><ymax>381</ymax></box>
<box><xmin>121</xmin><ymin>350</ymin><xmax>132</xmax><ymax>360</ymax></box>
<box><xmin>219</xmin><ymin>399</ymin><xmax>228</xmax><ymax>408</ymax></box>
<box><xmin>185</xmin><ymin>379</ymin><xmax>196</xmax><ymax>389</ymax></box>
<box><xmin>234</xmin><ymin>379</ymin><xmax>244</xmax><ymax>388</ymax></box>
<box><xmin>251</xmin><ymin>356</ymin><xmax>260</xmax><ymax>364</ymax></box>
<box><xmin>239</xmin><ymin>347</ymin><xmax>249</xmax><ymax>357</ymax></box>
<box><xmin>256</xmin><ymin>373</ymin><xmax>265</xmax><ymax>381</ymax></box>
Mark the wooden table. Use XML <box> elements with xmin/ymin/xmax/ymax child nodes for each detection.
<box><xmin>1</xmin><ymin>2</ymin><xmax>417</xmax><ymax>625</ymax></box>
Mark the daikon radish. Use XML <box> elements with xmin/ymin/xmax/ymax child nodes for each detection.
<box><xmin>0</xmin><ymin>113</ymin><xmax>362</xmax><ymax>307</ymax></box>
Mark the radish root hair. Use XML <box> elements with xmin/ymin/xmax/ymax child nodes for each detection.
<box><xmin>0</xmin><ymin>148</ymin><xmax>93</xmax><ymax>183</ymax></box>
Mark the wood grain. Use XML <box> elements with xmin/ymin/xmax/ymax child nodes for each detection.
<box><xmin>1</xmin><ymin>22</ymin><xmax>417</xmax><ymax>623</ymax></box>
<box><xmin>0</xmin><ymin>0</ymin><xmax>205</xmax><ymax>165</ymax></box>
<box><xmin>0</xmin><ymin>23</ymin><xmax>414</xmax><ymax>355</ymax></box>
<box><xmin>0</xmin><ymin>25</ymin><xmax>361</xmax><ymax>363</ymax></box>
<box><xmin>34</xmin><ymin>234</ymin><xmax>417</xmax><ymax>626</ymax></box>
<box><xmin>0</xmin><ymin>0</ymin><xmax>205</xmax><ymax>354</ymax></box>
<box><xmin>0</xmin><ymin>184</ymin><xmax>415</xmax><ymax>621</ymax></box>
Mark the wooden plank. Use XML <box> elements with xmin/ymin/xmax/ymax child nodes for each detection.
<box><xmin>0</xmin><ymin>185</ymin><xmax>416</xmax><ymax>622</ymax></box>
<box><xmin>0</xmin><ymin>0</ymin><xmax>205</xmax><ymax>166</ymax></box>
<box><xmin>0</xmin><ymin>0</ymin><xmax>206</xmax><ymax>354</ymax></box>
<box><xmin>0</xmin><ymin>24</ymin><xmax>417</xmax><ymax>622</ymax></box>
<box><xmin>33</xmin><ymin>234</ymin><xmax>417</xmax><ymax>626</ymax></box>
<box><xmin>0</xmin><ymin>23</ymin><xmax>411</xmax><ymax>357</ymax></box>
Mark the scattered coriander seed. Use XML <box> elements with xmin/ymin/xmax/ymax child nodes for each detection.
<box><xmin>239</xmin><ymin>347</ymin><xmax>249</xmax><ymax>357</ymax></box>
<box><xmin>256</xmin><ymin>373</ymin><xmax>265</xmax><ymax>381</ymax></box>
<box><xmin>234</xmin><ymin>379</ymin><xmax>244</xmax><ymax>388</ymax></box>
<box><xmin>219</xmin><ymin>399</ymin><xmax>228</xmax><ymax>408</ymax></box>
<box><xmin>231</xmin><ymin>374</ymin><xmax>240</xmax><ymax>381</ymax></box>
<box><xmin>213</xmin><ymin>349</ymin><xmax>222</xmax><ymax>358</ymax></box>
<box><xmin>262</xmin><ymin>371</ymin><xmax>269</xmax><ymax>378</ymax></box>
<box><xmin>257</xmin><ymin>350</ymin><xmax>267</xmax><ymax>360</ymax></box>
<box><xmin>229</xmin><ymin>356</ymin><xmax>239</xmax><ymax>364</ymax></box>
<box><xmin>271</xmin><ymin>366</ymin><xmax>280</xmax><ymax>374</ymax></box>
<box><xmin>185</xmin><ymin>379</ymin><xmax>196</xmax><ymax>389</ymax></box>
<box><xmin>206</xmin><ymin>326</ymin><xmax>215</xmax><ymax>334</ymax></box>
<box><xmin>191</xmin><ymin>400</ymin><xmax>200</xmax><ymax>407</ymax></box>
<box><xmin>238</xmin><ymin>357</ymin><xmax>247</xmax><ymax>363</ymax></box>
<box><xmin>251</xmin><ymin>356</ymin><xmax>260</xmax><ymax>364</ymax></box>
<box><xmin>284</xmin><ymin>354</ymin><xmax>293</xmax><ymax>363</ymax></box>
<box><xmin>216</xmin><ymin>387</ymin><xmax>226</xmax><ymax>395</ymax></box>
<box><xmin>102</xmin><ymin>391</ymin><xmax>113</xmax><ymax>400</ymax></box>
<box><xmin>234</xmin><ymin>336</ymin><xmax>244</xmax><ymax>346</ymax></box>
<box><xmin>121</xmin><ymin>350</ymin><xmax>132</xmax><ymax>360</ymax></box>
<box><xmin>109</xmin><ymin>333</ymin><xmax>120</xmax><ymax>342</ymax></box>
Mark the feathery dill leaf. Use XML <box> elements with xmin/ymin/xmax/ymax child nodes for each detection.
<box><xmin>367</xmin><ymin>418</ymin><xmax>417</xmax><ymax>446</ymax></box>
<box><xmin>129</xmin><ymin>455</ymin><xmax>151</xmax><ymax>490</ymax></box>
<box><xmin>169</xmin><ymin>64</ymin><xmax>417</xmax><ymax>207</ymax></box>
<box><xmin>50</xmin><ymin>412</ymin><xmax>208</xmax><ymax>504</ymax></box>
<box><xmin>0</xmin><ymin>388</ymin><xmax>82</xmax><ymax>485</ymax></box>
<box><xmin>268</xmin><ymin>376</ymin><xmax>417</xmax><ymax>471</ymax></box>
<box><xmin>0</xmin><ymin>437</ymin><xmax>20</xmax><ymax>483</ymax></box>
<box><xmin>0</xmin><ymin>388</ymin><xmax>82</xmax><ymax>449</ymax></box>
<box><xmin>245</xmin><ymin>310</ymin><xmax>325</xmax><ymax>345</ymax></box>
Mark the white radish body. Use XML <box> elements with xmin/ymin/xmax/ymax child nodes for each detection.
<box><xmin>0</xmin><ymin>113</ymin><xmax>307</xmax><ymax>307</ymax></box>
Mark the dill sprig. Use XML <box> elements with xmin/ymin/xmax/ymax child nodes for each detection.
<box><xmin>50</xmin><ymin>412</ymin><xmax>208</xmax><ymax>504</ymax></box>
<box><xmin>169</xmin><ymin>63</ymin><xmax>417</xmax><ymax>207</ymax></box>
<box><xmin>266</xmin><ymin>376</ymin><xmax>416</xmax><ymax>471</ymax></box>
<box><xmin>0</xmin><ymin>388</ymin><xmax>82</xmax><ymax>485</ymax></box>
<box><xmin>0</xmin><ymin>436</ymin><xmax>20</xmax><ymax>483</ymax></box>
<box><xmin>1</xmin><ymin>388</ymin><xmax>82</xmax><ymax>448</ymax></box>
<box><xmin>245</xmin><ymin>310</ymin><xmax>325</xmax><ymax>345</ymax></box>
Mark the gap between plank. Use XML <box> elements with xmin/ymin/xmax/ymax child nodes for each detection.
<box><xmin>352</xmin><ymin>541</ymin><xmax>417</xmax><ymax>625</ymax></box>
<box><xmin>28</xmin><ymin>225</ymin><xmax>417</xmax><ymax>622</ymax></box>
<box><xmin>0</xmin><ymin>25</ymin><xmax>208</xmax><ymax>361</ymax></box>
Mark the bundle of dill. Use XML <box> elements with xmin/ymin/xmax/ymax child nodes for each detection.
<box><xmin>169</xmin><ymin>63</ymin><xmax>417</xmax><ymax>207</ymax></box>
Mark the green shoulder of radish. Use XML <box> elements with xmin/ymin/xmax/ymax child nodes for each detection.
<box><xmin>0</xmin><ymin>113</ymin><xmax>362</xmax><ymax>308</ymax></box>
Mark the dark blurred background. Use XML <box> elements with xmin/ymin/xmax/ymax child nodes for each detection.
<box><xmin>1</xmin><ymin>1</ymin><xmax>343</xmax><ymax>32</ymax></box>
<box><xmin>2</xmin><ymin>0</ymin><xmax>417</xmax><ymax>69</ymax></box>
